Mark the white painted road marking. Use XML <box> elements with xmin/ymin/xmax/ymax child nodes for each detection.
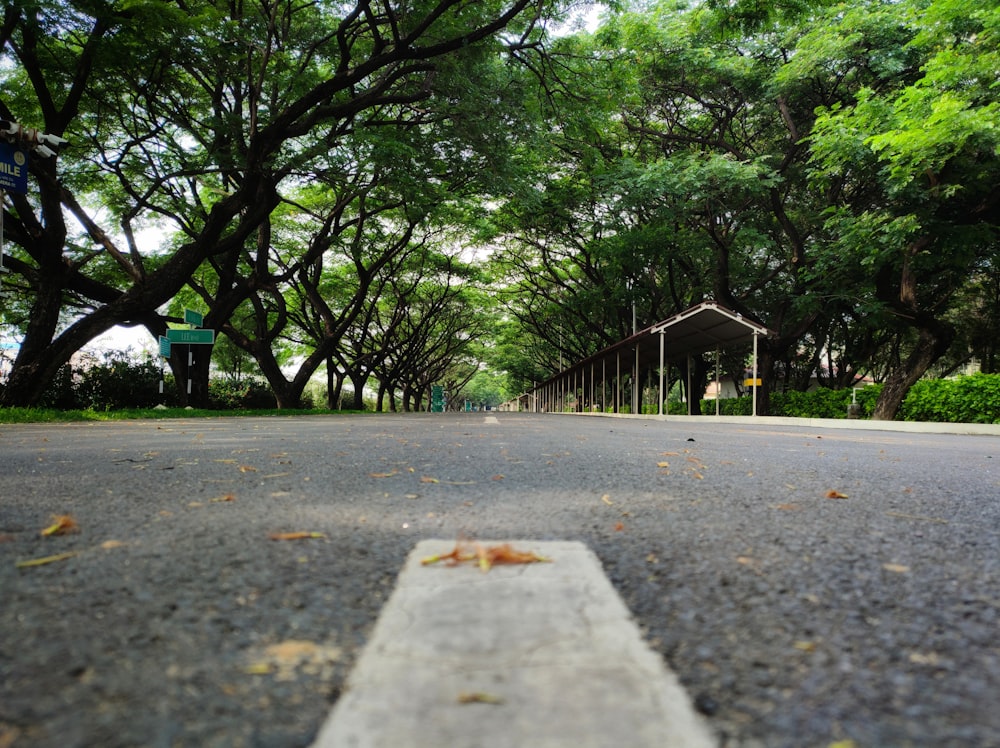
<box><xmin>311</xmin><ymin>539</ymin><xmax>714</xmax><ymax>748</ymax></box>
<box><xmin>484</xmin><ymin>415</ymin><xmax>499</xmax><ymax>424</ymax></box>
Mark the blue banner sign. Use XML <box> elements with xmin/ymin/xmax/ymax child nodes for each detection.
<box><xmin>0</xmin><ymin>142</ymin><xmax>28</xmax><ymax>194</ymax></box>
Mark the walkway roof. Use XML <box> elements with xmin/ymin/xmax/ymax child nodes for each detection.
<box><xmin>540</xmin><ymin>301</ymin><xmax>774</xmax><ymax>387</ymax></box>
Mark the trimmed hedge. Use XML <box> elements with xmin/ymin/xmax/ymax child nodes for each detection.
<box><xmin>898</xmin><ymin>374</ymin><xmax>1000</xmax><ymax>424</ymax></box>
<box><xmin>699</xmin><ymin>374</ymin><xmax>1000</xmax><ymax>423</ymax></box>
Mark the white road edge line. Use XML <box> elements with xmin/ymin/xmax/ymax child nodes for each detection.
<box><xmin>311</xmin><ymin>539</ymin><xmax>715</xmax><ymax>748</ymax></box>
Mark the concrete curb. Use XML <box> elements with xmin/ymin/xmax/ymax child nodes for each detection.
<box><xmin>549</xmin><ymin>411</ymin><xmax>1000</xmax><ymax>437</ymax></box>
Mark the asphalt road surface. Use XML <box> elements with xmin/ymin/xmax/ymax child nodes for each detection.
<box><xmin>2</xmin><ymin>413</ymin><xmax>998</xmax><ymax>748</ymax></box>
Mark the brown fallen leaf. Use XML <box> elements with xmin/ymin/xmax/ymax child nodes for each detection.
<box><xmin>422</xmin><ymin>540</ymin><xmax>550</xmax><ymax>572</ymax></box>
<box><xmin>825</xmin><ymin>490</ymin><xmax>849</xmax><ymax>499</ymax></box>
<box><xmin>775</xmin><ymin>503</ymin><xmax>802</xmax><ymax>511</ymax></box>
<box><xmin>601</xmin><ymin>494</ymin><xmax>614</xmax><ymax>506</ymax></box>
<box><xmin>656</xmin><ymin>461</ymin><xmax>671</xmax><ymax>468</ymax></box>
<box><xmin>420</xmin><ymin>476</ymin><xmax>440</xmax><ymax>483</ymax></box>
<box><xmin>16</xmin><ymin>551</ymin><xmax>77</xmax><ymax>569</ymax></box>
<box><xmin>268</xmin><ymin>531</ymin><xmax>326</xmax><ymax>541</ymax></box>
<box><xmin>908</xmin><ymin>652</ymin><xmax>940</xmax><ymax>666</ymax></box>
<box><xmin>458</xmin><ymin>692</ymin><xmax>505</xmax><ymax>705</ymax></box>
<box><xmin>101</xmin><ymin>540</ymin><xmax>126</xmax><ymax>550</ymax></box>
<box><xmin>883</xmin><ymin>563</ymin><xmax>910</xmax><ymax>573</ymax></box>
<box><xmin>614</xmin><ymin>522</ymin><xmax>625</xmax><ymax>532</ymax></box>
<box><xmin>238</xmin><ymin>465</ymin><xmax>258</xmax><ymax>473</ymax></box>
<box><xmin>40</xmin><ymin>514</ymin><xmax>78</xmax><ymax>537</ymax></box>
<box><xmin>209</xmin><ymin>494</ymin><xmax>236</xmax><ymax>502</ymax></box>
<box><xmin>491</xmin><ymin>474</ymin><xmax>504</xmax><ymax>481</ymax></box>
<box><xmin>369</xmin><ymin>470</ymin><xmax>398</xmax><ymax>478</ymax></box>
<box><xmin>737</xmin><ymin>556</ymin><xmax>764</xmax><ymax>575</ymax></box>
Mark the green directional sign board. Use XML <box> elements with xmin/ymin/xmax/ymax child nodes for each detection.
<box><xmin>166</xmin><ymin>328</ymin><xmax>215</xmax><ymax>345</ymax></box>
<box><xmin>431</xmin><ymin>385</ymin><xmax>445</xmax><ymax>413</ymax></box>
<box><xmin>183</xmin><ymin>308</ymin><xmax>205</xmax><ymax>327</ymax></box>
<box><xmin>159</xmin><ymin>336</ymin><xmax>171</xmax><ymax>357</ymax></box>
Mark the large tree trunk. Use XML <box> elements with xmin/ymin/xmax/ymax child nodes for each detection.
<box><xmin>348</xmin><ymin>372</ymin><xmax>367</xmax><ymax>410</ymax></box>
<box><xmin>753</xmin><ymin>348</ymin><xmax>779</xmax><ymax>417</ymax></box>
<box><xmin>1</xmin><ymin>277</ymin><xmax>69</xmax><ymax>407</ymax></box>
<box><xmin>873</xmin><ymin>318</ymin><xmax>955</xmax><ymax>420</ymax></box>
<box><xmin>167</xmin><ymin>344</ymin><xmax>214</xmax><ymax>408</ymax></box>
<box><xmin>325</xmin><ymin>358</ymin><xmax>342</xmax><ymax>409</ymax></box>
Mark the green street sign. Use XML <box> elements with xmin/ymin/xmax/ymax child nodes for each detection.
<box><xmin>184</xmin><ymin>308</ymin><xmax>205</xmax><ymax>327</ymax></box>
<box><xmin>159</xmin><ymin>336</ymin><xmax>171</xmax><ymax>357</ymax></box>
<box><xmin>431</xmin><ymin>385</ymin><xmax>445</xmax><ymax>413</ymax></box>
<box><xmin>166</xmin><ymin>328</ymin><xmax>215</xmax><ymax>344</ymax></box>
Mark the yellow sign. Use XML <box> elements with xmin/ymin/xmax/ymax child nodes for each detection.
<box><xmin>744</xmin><ymin>378</ymin><xmax>762</xmax><ymax>387</ymax></box>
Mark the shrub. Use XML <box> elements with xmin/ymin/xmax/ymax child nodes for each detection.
<box><xmin>37</xmin><ymin>364</ymin><xmax>80</xmax><ymax>409</ymax></box>
<box><xmin>899</xmin><ymin>374</ymin><xmax>1000</xmax><ymax>424</ymax></box>
<box><xmin>703</xmin><ymin>384</ymin><xmax>881</xmax><ymax>419</ymax></box>
<box><xmin>700</xmin><ymin>396</ymin><xmax>753</xmax><ymax>416</ymax></box>
<box><xmin>695</xmin><ymin>375</ymin><xmax>1000</xmax><ymax>423</ymax></box>
<box><xmin>75</xmin><ymin>352</ymin><xmax>166</xmax><ymax>410</ymax></box>
<box><xmin>208</xmin><ymin>377</ymin><xmax>275</xmax><ymax>409</ymax></box>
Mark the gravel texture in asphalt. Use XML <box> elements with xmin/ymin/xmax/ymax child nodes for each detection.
<box><xmin>1</xmin><ymin>413</ymin><xmax>998</xmax><ymax>748</ymax></box>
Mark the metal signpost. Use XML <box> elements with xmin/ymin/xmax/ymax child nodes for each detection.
<box><xmin>161</xmin><ymin>310</ymin><xmax>214</xmax><ymax>397</ymax></box>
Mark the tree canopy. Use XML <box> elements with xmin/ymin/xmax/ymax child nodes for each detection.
<box><xmin>2</xmin><ymin>0</ymin><xmax>997</xmax><ymax>418</ymax></box>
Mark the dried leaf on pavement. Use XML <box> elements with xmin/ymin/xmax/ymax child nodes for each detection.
<box><xmin>16</xmin><ymin>551</ymin><xmax>77</xmax><ymax>569</ymax></box>
<box><xmin>422</xmin><ymin>540</ymin><xmax>550</xmax><ymax>572</ymax></box>
<box><xmin>458</xmin><ymin>692</ymin><xmax>505</xmax><ymax>705</ymax></box>
<box><xmin>268</xmin><ymin>531</ymin><xmax>326</xmax><ymax>541</ymax></box>
<box><xmin>40</xmin><ymin>514</ymin><xmax>78</xmax><ymax>536</ymax></box>
<box><xmin>883</xmin><ymin>563</ymin><xmax>910</xmax><ymax>573</ymax></box>
<box><xmin>825</xmin><ymin>490</ymin><xmax>849</xmax><ymax>499</ymax></box>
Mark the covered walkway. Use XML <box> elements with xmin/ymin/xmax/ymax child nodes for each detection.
<box><xmin>500</xmin><ymin>301</ymin><xmax>774</xmax><ymax>416</ymax></box>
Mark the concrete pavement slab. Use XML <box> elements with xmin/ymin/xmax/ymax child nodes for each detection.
<box><xmin>311</xmin><ymin>539</ymin><xmax>714</xmax><ymax>748</ymax></box>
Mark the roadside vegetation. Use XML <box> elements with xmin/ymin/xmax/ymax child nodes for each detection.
<box><xmin>699</xmin><ymin>374</ymin><xmax>1000</xmax><ymax>424</ymax></box>
<box><xmin>1</xmin><ymin>0</ymin><xmax>997</xmax><ymax>420</ymax></box>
